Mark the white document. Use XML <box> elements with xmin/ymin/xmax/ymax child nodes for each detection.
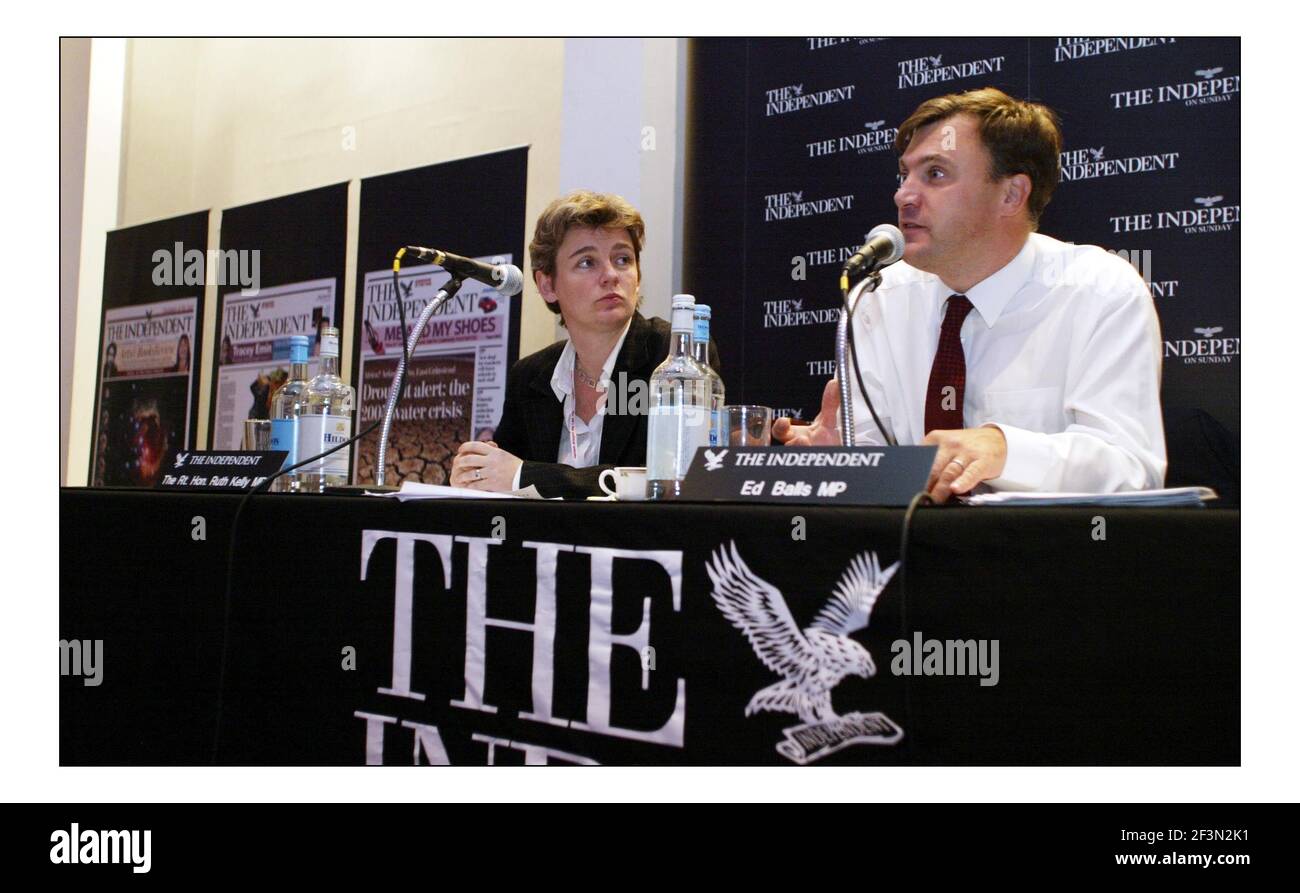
<box><xmin>366</xmin><ymin>482</ymin><xmax>549</xmax><ymax>501</ymax></box>
<box><xmin>961</xmin><ymin>487</ymin><xmax>1217</xmax><ymax>507</ymax></box>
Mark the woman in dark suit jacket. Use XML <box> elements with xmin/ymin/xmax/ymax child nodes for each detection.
<box><xmin>450</xmin><ymin>191</ymin><xmax>719</xmax><ymax>498</ymax></box>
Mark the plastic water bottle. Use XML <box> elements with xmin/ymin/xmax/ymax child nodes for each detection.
<box><xmin>268</xmin><ymin>335</ymin><xmax>312</xmax><ymax>492</ymax></box>
<box><xmin>691</xmin><ymin>304</ymin><xmax>726</xmax><ymax>447</ymax></box>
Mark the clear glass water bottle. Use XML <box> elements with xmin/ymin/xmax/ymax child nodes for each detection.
<box><xmin>691</xmin><ymin>304</ymin><xmax>726</xmax><ymax>447</ymax></box>
<box><xmin>297</xmin><ymin>326</ymin><xmax>355</xmax><ymax>491</ymax></box>
<box><xmin>646</xmin><ymin>295</ymin><xmax>713</xmax><ymax>500</ymax></box>
<box><xmin>268</xmin><ymin>335</ymin><xmax>312</xmax><ymax>492</ymax></box>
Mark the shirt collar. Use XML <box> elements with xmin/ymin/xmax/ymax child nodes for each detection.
<box><xmin>940</xmin><ymin>233</ymin><xmax>1036</xmax><ymax>328</ymax></box>
<box><xmin>550</xmin><ymin>317</ymin><xmax>635</xmax><ymax>403</ymax></box>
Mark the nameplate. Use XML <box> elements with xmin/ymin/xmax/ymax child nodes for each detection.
<box><xmin>681</xmin><ymin>446</ymin><xmax>936</xmax><ymax>506</ymax></box>
<box><xmin>154</xmin><ymin>451</ymin><xmax>289</xmax><ymax>492</ymax></box>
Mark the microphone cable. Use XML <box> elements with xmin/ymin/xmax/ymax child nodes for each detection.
<box><xmin>212</xmin><ymin>250</ymin><xmax>423</xmax><ymax>763</ymax></box>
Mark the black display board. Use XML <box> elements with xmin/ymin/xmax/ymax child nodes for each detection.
<box><xmin>90</xmin><ymin>211</ymin><xmax>209</xmax><ymax>487</ymax></box>
<box><xmin>207</xmin><ymin>183</ymin><xmax>348</xmax><ymax>450</ymax></box>
<box><xmin>352</xmin><ymin>148</ymin><xmax>528</xmax><ymax>485</ymax></box>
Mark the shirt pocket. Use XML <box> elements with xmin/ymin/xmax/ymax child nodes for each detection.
<box><xmin>981</xmin><ymin>387</ymin><xmax>1063</xmax><ymax>432</ymax></box>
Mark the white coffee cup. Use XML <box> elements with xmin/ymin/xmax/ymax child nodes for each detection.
<box><xmin>599</xmin><ymin>466</ymin><xmax>648</xmax><ymax>501</ymax></box>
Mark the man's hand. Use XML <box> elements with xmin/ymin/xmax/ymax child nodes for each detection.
<box><xmin>450</xmin><ymin>440</ymin><xmax>523</xmax><ymax>492</ymax></box>
<box><xmin>923</xmin><ymin>425</ymin><xmax>1008</xmax><ymax>503</ymax></box>
<box><xmin>773</xmin><ymin>378</ymin><xmax>843</xmax><ymax>446</ymax></box>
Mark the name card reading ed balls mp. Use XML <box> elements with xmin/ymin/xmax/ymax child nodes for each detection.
<box><xmin>680</xmin><ymin>446</ymin><xmax>937</xmax><ymax>506</ymax></box>
<box><xmin>154</xmin><ymin>450</ymin><xmax>288</xmax><ymax>492</ymax></box>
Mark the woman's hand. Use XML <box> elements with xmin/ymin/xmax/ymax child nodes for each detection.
<box><xmin>450</xmin><ymin>440</ymin><xmax>524</xmax><ymax>492</ymax></box>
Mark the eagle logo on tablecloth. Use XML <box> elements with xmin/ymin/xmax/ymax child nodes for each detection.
<box><xmin>706</xmin><ymin>541</ymin><xmax>904</xmax><ymax>763</ymax></box>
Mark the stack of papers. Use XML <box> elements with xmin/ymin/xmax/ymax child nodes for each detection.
<box><xmin>962</xmin><ymin>487</ymin><xmax>1217</xmax><ymax>507</ymax></box>
<box><xmin>367</xmin><ymin>482</ymin><xmax>551</xmax><ymax>501</ymax></box>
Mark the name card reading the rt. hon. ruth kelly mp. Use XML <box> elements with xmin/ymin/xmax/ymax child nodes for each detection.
<box><xmin>154</xmin><ymin>450</ymin><xmax>289</xmax><ymax>492</ymax></box>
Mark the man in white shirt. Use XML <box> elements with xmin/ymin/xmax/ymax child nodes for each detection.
<box><xmin>774</xmin><ymin>87</ymin><xmax>1166</xmax><ymax>502</ymax></box>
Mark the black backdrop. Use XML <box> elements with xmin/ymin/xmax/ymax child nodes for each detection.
<box><xmin>684</xmin><ymin>37</ymin><xmax>1241</xmax><ymax>447</ymax></box>
<box><xmin>207</xmin><ymin>182</ymin><xmax>349</xmax><ymax>447</ymax></box>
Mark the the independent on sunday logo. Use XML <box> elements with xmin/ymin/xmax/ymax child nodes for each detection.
<box><xmin>1110</xmin><ymin>194</ymin><xmax>1239</xmax><ymax>235</ymax></box>
<box><xmin>1111</xmin><ymin>65</ymin><xmax>1240</xmax><ymax>109</ymax></box>
<box><xmin>1164</xmin><ymin>325</ymin><xmax>1239</xmax><ymax>365</ymax></box>
<box><xmin>707</xmin><ymin>541</ymin><xmax>903</xmax><ymax>764</ymax></box>
<box><xmin>806</xmin><ymin>119</ymin><xmax>899</xmax><ymax>159</ymax></box>
<box><xmin>798</xmin><ymin>233</ymin><xmax>884</xmax><ymax>271</ymax></box>
<box><xmin>806</xmin><ymin>38</ymin><xmax>886</xmax><ymax>51</ymax></box>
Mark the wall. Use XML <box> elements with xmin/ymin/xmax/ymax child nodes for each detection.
<box><xmin>65</xmin><ymin>38</ymin><xmax>126</xmax><ymax>488</ymax></box>
<box><xmin>59</xmin><ymin>38</ymin><xmax>92</xmax><ymax>486</ymax></box>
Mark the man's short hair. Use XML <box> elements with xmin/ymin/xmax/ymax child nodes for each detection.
<box><xmin>529</xmin><ymin>190</ymin><xmax>646</xmax><ymax>319</ymax></box>
<box><xmin>895</xmin><ymin>87</ymin><xmax>1063</xmax><ymax>226</ymax></box>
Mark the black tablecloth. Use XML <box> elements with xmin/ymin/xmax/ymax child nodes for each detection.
<box><xmin>60</xmin><ymin>488</ymin><xmax>1239</xmax><ymax>766</ymax></box>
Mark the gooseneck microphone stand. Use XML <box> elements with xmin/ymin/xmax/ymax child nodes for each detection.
<box><xmin>374</xmin><ymin>263</ymin><xmax>465</xmax><ymax>488</ymax></box>
<box><xmin>836</xmin><ymin>270</ymin><xmax>884</xmax><ymax>447</ymax></box>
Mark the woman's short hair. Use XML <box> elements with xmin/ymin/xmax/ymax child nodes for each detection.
<box><xmin>529</xmin><ymin>190</ymin><xmax>645</xmax><ymax>319</ymax></box>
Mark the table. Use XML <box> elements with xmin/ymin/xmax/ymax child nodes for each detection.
<box><xmin>60</xmin><ymin>488</ymin><xmax>1239</xmax><ymax>765</ymax></box>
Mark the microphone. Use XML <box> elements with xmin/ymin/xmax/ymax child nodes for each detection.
<box><xmin>841</xmin><ymin>224</ymin><xmax>906</xmax><ymax>290</ymax></box>
<box><xmin>401</xmin><ymin>246</ymin><xmax>525</xmax><ymax>296</ymax></box>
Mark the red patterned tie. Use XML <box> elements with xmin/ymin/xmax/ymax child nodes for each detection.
<box><xmin>924</xmin><ymin>295</ymin><xmax>974</xmax><ymax>435</ymax></box>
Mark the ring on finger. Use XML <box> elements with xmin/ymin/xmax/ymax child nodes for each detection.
<box><xmin>949</xmin><ymin>457</ymin><xmax>967</xmax><ymax>471</ymax></box>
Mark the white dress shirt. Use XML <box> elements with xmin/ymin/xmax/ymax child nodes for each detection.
<box><xmin>508</xmin><ymin>319</ymin><xmax>633</xmax><ymax>490</ymax></box>
<box><xmin>846</xmin><ymin>232</ymin><xmax>1166</xmax><ymax>492</ymax></box>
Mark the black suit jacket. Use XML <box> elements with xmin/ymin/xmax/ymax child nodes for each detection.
<box><xmin>493</xmin><ymin>312</ymin><xmax>722</xmax><ymax>498</ymax></box>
